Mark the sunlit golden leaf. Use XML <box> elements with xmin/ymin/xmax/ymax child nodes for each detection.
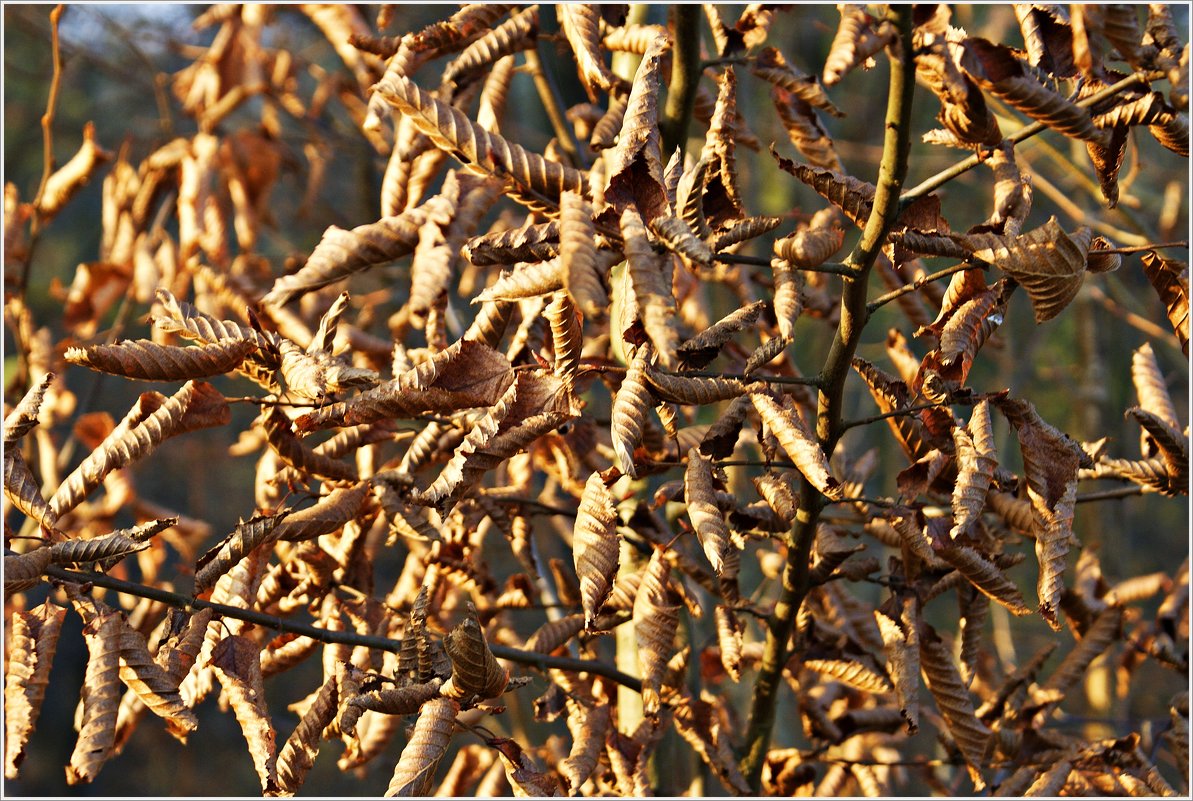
<box><xmin>38</xmin><ymin>121</ymin><xmax>112</xmax><ymax>222</ymax></box>
<box><xmin>919</xmin><ymin>623</ymin><xmax>989</xmax><ymax>789</ymax></box>
<box><xmin>573</xmin><ymin>471</ymin><xmax>619</xmax><ymax>629</ymax></box>
<box><xmin>823</xmin><ymin>4</ymin><xmax>896</xmax><ymax>86</ymax></box>
<box><xmin>750</xmin><ymin>390</ymin><xmax>841</xmax><ymax>498</ymax></box>
<box><xmin>949</xmin><ymin>400</ymin><xmax>998</xmax><ymax>539</ymax></box>
<box><xmin>611</xmin><ymin>344</ymin><xmax>653</xmax><ymax>477</ymax></box>
<box><xmin>1141</xmin><ymin>251</ymin><xmax>1190</xmax><ymax>354</ymax></box>
<box><xmin>377</xmin><ymin>72</ymin><xmax>586</xmax><ymax>216</ymax></box>
<box><xmin>4</xmin><ymin>601</ymin><xmax>66</xmax><ymax>779</ymax></box>
<box><xmin>211</xmin><ymin>634</ymin><xmax>278</xmax><ymax>793</ymax></box>
<box><xmin>558</xmin><ymin>4</ymin><xmax>623</xmax><ymax>101</ymax></box>
<box><xmin>634</xmin><ymin>550</ymin><xmax>681</xmax><ymax>718</ymax></box>
<box><xmin>685</xmin><ymin>448</ymin><xmax>733</xmax><ymax>575</ymax></box>
<box><xmin>65</xmin><ymin>603</ymin><xmax>122</xmax><ymax>785</ymax></box>
<box><xmin>3</xmin><ymin>371</ymin><xmax>54</xmax><ymax>444</ymax></box>
<box><xmin>441</xmin><ymin>5</ymin><xmax>538</xmax><ymax>86</ymax></box>
<box><xmin>875</xmin><ymin>599</ymin><xmax>920</xmax><ymax>733</ymax></box>
<box><xmin>385</xmin><ymin>696</ymin><xmax>458</xmax><ymax>796</ymax></box>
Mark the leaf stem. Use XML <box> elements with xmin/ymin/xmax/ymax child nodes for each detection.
<box><xmin>43</xmin><ymin>564</ymin><xmax>644</xmax><ymax>692</ymax></box>
<box><xmin>741</xmin><ymin>7</ymin><xmax>916</xmax><ymax>790</ymax></box>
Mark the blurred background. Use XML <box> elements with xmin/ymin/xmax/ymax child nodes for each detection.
<box><xmin>4</xmin><ymin>4</ymin><xmax>1188</xmax><ymax>796</ymax></box>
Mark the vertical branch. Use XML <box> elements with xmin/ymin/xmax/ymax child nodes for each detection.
<box><xmin>740</xmin><ymin>7</ymin><xmax>916</xmax><ymax>791</ymax></box>
<box><xmin>659</xmin><ymin>5</ymin><xmax>701</xmax><ymax>159</ymax></box>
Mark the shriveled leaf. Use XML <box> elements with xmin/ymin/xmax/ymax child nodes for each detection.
<box><xmin>3</xmin><ymin>371</ymin><xmax>54</xmax><ymax>443</ymax></box>
<box><xmin>443</xmin><ymin>603</ymin><xmax>509</xmax><ymax>702</ymax></box>
<box><xmin>611</xmin><ymin>344</ymin><xmax>653</xmax><ymax>477</ymax></box>
<box><xmin>375</xmin><ymin>73</ymin><xmax>586</xmax><ymax>216</ymax></box>
<box><xmin>957</xmin><ymin>217</ymin><xmax>1092</xmax><ymax>322</ymax></box>
<box><xmin>558</xmin><ymin>190</ymin><xmax>607</xmax><ymax>320</ymax></box>
<box><xmin>385</xmin><ymin>696</ymin><xmax>458</xmax><ymax>796</ymax></box>
<box><xmin>1141</xmin><ymin>251</ymin><xmax>1190</xmax><ymax>354</ymax></box>
<box><xmin>558</xmin><ymin>4</ymin><xmax>623</xmax><ymax>101</ymax></box>
<box><xmin>919</xmin><ymin>623</ymin><xmax>989</xmax><ymax>789</ymax></box>
<box><xmin>823</xmin><ymin>4</ymin><xmax>896</xmax><ymax>87</ymax></box>
<box><xmin>875</xmin><ymin>601</ymin><xmax>920</xmax><ymax>733</ymax></box>
<box><xmin>959</xmin><ymin>37</ymin><xmax>1108</xmax><ymax>145</ymax></box>
<box><xmin>561</xmin><ymin>700</ymin><xmax>609</xmax><ymax>792</ymax></box>
<box><xmin>276</xmin><ymin>674</ymin><xmax>338</xmax><ymax>795</ymax></box>
<box><xmin>994</xmin><ymin>397</ymin><xmax>1085</xmax><ymax>629</ymax></box>
<box><xmin>750</xmin><ymin>391</ymin><xmax>841</xmax><ymax>498</ymax></box>
<box><xmin>1132</xmin><ymin>341</ymin><xmax>1180</xmax><ymax>431</ymax></box>
<box><xmin>4</xmin><ymin>601</ymin><xmax>66</xmax><ymax>779</ymax></box>
<box><xmin>65</xmin><ymin>338</ymin><xmax>257</xmax><ymax>382</ymax></box>
<box><xmin>4</xmin><ymin>447</ymin><xmax>56</xmax><ymax>532</ymax></box>
<box><xmin>634</xmin><ymin>550</ymin><xmax>681</xmax><ymax>718</ymax></box>
<box><xmin>66</xmin><ymin>605</ymin><xmax>123</xmax><ymax>785</ymax></box>
<box><xmin>573</xmin><ymin>471</ymin><xmax>619</xmax><ymax>629</ymax></box>
<box><xmin>441</xmin><ymin>5</ymin><xmax>539</xmax><ymax>86</ymax></box>
<box><xmin>601</xmin><ymin>32</ymin><xmax>670</xmax><ymax>222</ymax></box>
<box><xmin>950</xmin><ymin>400</ymin><xmax>998</xmax><ymax>539</ymax></box>
<box><xmin>685</xmin><ymin>448</ymin><xmax>733</xmax><ymax>575</ymax></box>
<box><xmin>211</xmin><ymin>635</ymin><xmax>278</xmax><ymax>794</ymax></box>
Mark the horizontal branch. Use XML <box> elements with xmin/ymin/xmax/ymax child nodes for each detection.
<box><xmin>44</xmin><ymin>565</ymin><xmax>644</xmax><ymax>692</ymax></box>
<box><xmin>657</xmin><ymin>367</ymin><xmax>821</xmax><ymax>387</ymax></box>
<box><xmin>1095</xmin><ymin>241</ymin><xmax>1187</xmax><ymax>254</ymax></box>
<box><xmin>840</xmin><ymin>401</ymin><xmax>950</xmax><ymax>430</ymax></box>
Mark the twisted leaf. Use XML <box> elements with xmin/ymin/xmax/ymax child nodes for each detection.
<box><xmin>950</xmin><ymin>400</ymin><xmax>998</xmax><ymax>539</ymax></box>
<box><xmin>66</xmin><ymin>603</ymin><xmax>123</xmax><ymax>785</ymax></box>
<box><xmin>385</xmin><ymin>696</ymin><xmax>458</xmax><ymax>796</ymax></box>
<box><xmin>573</xmin><ymin>471</ymin><xmax>619</xmax><ymax>629</ymax></box>
<box><xmin>634</xmin><ymin>550</ymin><xmax>680</xmax><ymax>719</ymax></box>
<box><xmin>443</xmin><ymin>603</ymin><xmax>508</xmax><ymax>701</ymax></box>
<box><xmin>750</xmin><ymin>391</ymin><xmax>841</xmax><ymax>498</ymax></box>
<box><xmin>558</xmin><ymin>4</ymin><xmax>623</xmax><ymax>100</ymax></box>
<box><xmin>4</xmin><ymin>601</ymin><xmax>66</xmax><ymax>779</ymax></box>
<box><xmin>685</xmin><ymin>448</ymin><xmax>733</xmax><ymax>576</ymax></box>
<box><xmin>611</xmin><ymin>344</ymin><xmax>653</xmax><ymax>477</ymax></box>
<box><xmin>376</xmin><ymin>72</ymin><xmax>586</xmax><ymax>215</ymax></box>
<box><xmin>1141</xmin><ymin>251</ymin><xmax>1189</xmax><ymax>354</ymax></box>
<box><xmin>65</xmin><ymin>338</ymin><xmax>257</xmax><ymax>382</ymax></box>
<box><xmin>211</xmin><ymin>635</ymin><xmax>277</xmax><ymax>794</ymax></box>
<box><xmin>3</xmin><ymin>371</ymin><xmax>54</xmax><ymax>443</ymax></box>
<box><xmin>919</xmin><ymin>624</ymin><xmax>989</xmax><ymax>789</ymax></box>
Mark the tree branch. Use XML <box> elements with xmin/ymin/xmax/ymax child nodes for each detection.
<box><xmin>659</xmin><ymin>5</ymin><xmax>701</xmax><ymax>158</ymax></box>
<box><xmin>741</xmin><ymin>8</ymin><xmax>916</xmax><ymax>790</ymax></box>
<box><xmin>43</xmin><ymin>565</ymin><xmax>644</xmax><ymax>693</ymax></box>
<box><xmin>901</xmin><ymin>70</ymin><xmax>1166</xmax><ymax>203</ymax></box>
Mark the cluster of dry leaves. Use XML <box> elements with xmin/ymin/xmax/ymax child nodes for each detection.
<box><xmin>3</xmin><ymin>3</ymin><xmax>1190</xmax><ymax>796</ymax></box>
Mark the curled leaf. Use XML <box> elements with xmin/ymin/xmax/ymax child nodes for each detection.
<box><xmin>4</xmin><ymin>601</ymin><xmax>66</xmax><ymax>779</ymax></box>
<box><xmin>385</xmin><ymin>696</ymin><xmax>459</xmax><ymax>796</ymax></box>
<box><xmin>573</xmin><ymin>471</ymin><xmax>619</xmax><ymax>629</ymax></box>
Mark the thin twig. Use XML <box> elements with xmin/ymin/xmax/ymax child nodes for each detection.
<box><xmin>840</xmin><ymin>402</ymin><xmax>950</xmax><ymax>431</ymax></box>
<box><xmin>867</xmin><ymin>262</ymin><xmax>983</xmax><ymax>314</ymax></box>
<box><xmin>901</xmin><ymin>70</ymin><xmax>1166</xmax><ymax>203</ymax></box>
<box><xmin>43</xmin><ymin>564</ymin><xmax>644</xmax><ymax>692</ymax></box>
<box><xmin>523</xmin><ymin>46</ymin><xmax>586</xmax><ymax>170</ymax></box>
<box><xmin>711</xmin><ymin>252</ymin><xmax>772</xmax><ymax>267</ymax></box>
<box><xmin>1086</xmin><ymin>284</ymin><xmax>1179</xmax><ymax>345</ymax></box>
<box><xmin>1074</xmin><ymin>485</ymin><xmax>1150</xmax><ymax>503</ymax></box>
<box><xmin>741</xmin><ymin>8</ymin><xmax>916</xmax><ymax>791</ymax></box>
<box><xmin>1096</xmin><ymin>241</ymin><xmax>1187</xmax><ymax>254</ymax></box>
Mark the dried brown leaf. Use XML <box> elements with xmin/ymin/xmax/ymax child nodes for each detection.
<box><xmin>685</xmin><ymin>448</ymin><xmax>733</xmax><ymax>575</ymax></box>
<box><xmin>443</xmin><ymin>602</ymin><xmax>509</xmax><ymax>702</ymax></box>
<box><xmin>994</xmin><ymin>397</ymin><xmax>1085</xmax><ymax>629</ymax></box>
<box><xmin>919</xmin><ymin>624</ymin><xmax>989</xmax><ymax>789</ymax></box>
<box><xmin>958</xmin><ymin>217</ymin><xmax>1091</xmax><ymax>322</ymax></box>
<box><xmin>4</xmin><ymin>601</ymin><xmax>66</xmax><ymax>779</ymax></box>
<box><xmin>376</xmin><ymin>72</ymin><xmax>586</xmax><ymax>216</ymax></box>
<box><xmin>441</xmin><ymin>5</ymin><xmax>538</xmax><ymax>86</ymax></box>
<box><xmin>573</xmin><ymin>471</ymin><xmax>619</xmax><ymax>628</ymax></box>
<box><xmin>1141</xmin><ymin>251</ymin><xmax>1190</xmax><ymax>354</ymax></box>
<box><xmin>611</xmin><ymin>344</ymin><xmax>653</xmax><ymax>477</ymax></box>
<box><xmin>960</xmin><ymin>37</ymin><xmax>1108</xmax><ymax>145</ymax></box>
<box><xmin>635</xmin><ymin>550</ymin><xmax>681</xmax><ymax>718</ymax></box>
<box><xmin>823</xmin><ymin>5</ymin><xmax>896</xmax><ymax>86</ymax></box>
<box><xmin>65</xmin><ymin>338</ymin><xmax>257</xmax><ymax>382</ymax></box>
<box><xmin>66</xmin><ymin>605</ymin><xmax>122</xmax><ymax>785</ymax></box>
<box><xmin>3</xmin><ymin>371</ymin><xmax>54</xmax><ymax>444</ymax></box>
<box><xmin>875</xmin><ymin>601</ymin><xmax>920</xmax><ymax>733</ymax></box>
<box><xmin>558</xmin><ymin>4</ymin><xmax>623</xmax><ymax>101</ymax></box>
<box><xmin>385</xmin><ymin>696</ymin><xmax>458</xmax><ymax>796</ymax></box>
<box><xmin>750</xmin><ymin>391</ymin><xmax>841</xmax><ymax>498</ymax></box>
<box><xmin>601</xmin><ymin>33</ymin><xmax>670</xmax><ymax>221</ymax></box>
<box><xmin>950</xmin><ymin>400</ymin><xmax>998</xmax><ymax>539</ymax></box>
<box><xmin>211</xmin><ymin>634</ymin><xmax>278</xmax><ymax>793</ymax></box>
